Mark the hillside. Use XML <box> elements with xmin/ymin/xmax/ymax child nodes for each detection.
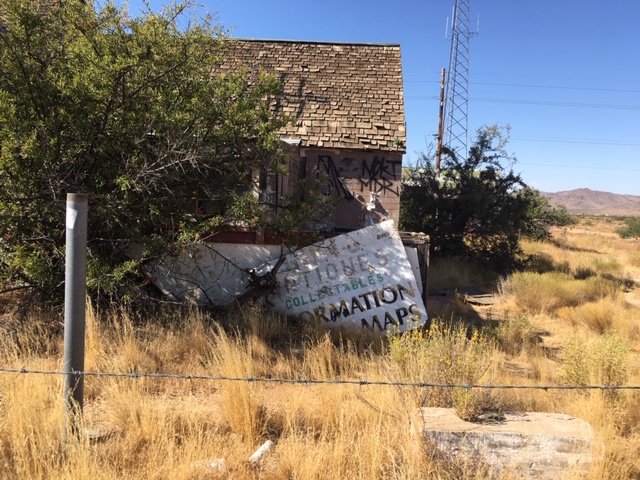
<box><xmin>542</xmin><ymin>188</ymin><xmax>640</xmax><ymax>216</ymax></box>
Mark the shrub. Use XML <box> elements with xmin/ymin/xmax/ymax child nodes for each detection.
<box><xmin>562</xmin><ymin>332</ymin><xmax>629</xmax><ymax>401</ymax></box>
<box><xmin>495</xmin><ymin>313</ymin><xmax>539</xmax><ymax>355</ymax></box>
<box><xmin>0</xmin><ymin>1</ymin><xmax>292</xmax><ymax>302</ymax></box>
<box><xmin>388</xmin><ymin>320</ymin><xmax>499</xmax><ymax>421</ymax></box>
<box><xmin>401</xmin><ymin>126</ymin><xmax>530</xmax><ymax>273</ymax></box>
<box><xmin>561</xmin><ymin>333</ymin><xmax>590</xmax><ymax>387</ymax></box>
<box><xmin>617</xmin><ymin>217</ymin><xmax>640</xmax><ymax>239</ymax></box>
<box><xmin>594</xmin><ymin>334</ymin><xmax>629</xmax><ymax>389</ymax></box>
<box><xmin>574</xmin><ymin>266</ymin><xmax>597</xmax><ymax>280</ymax></box>
<box><xmin>499</xmin><ymin>271</ymin><xmax>620</xmax><ymax>314</ymax></box>
<box><xmin>526</xmin><ymin>252</ymin><xmax>556</xmax><ymax>273</ymax></box>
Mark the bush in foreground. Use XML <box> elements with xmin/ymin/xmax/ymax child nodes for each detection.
<box><xmin>0</xmin><ymin>1</ymin><xmax>289</xmax><ymax>302</ymax></box>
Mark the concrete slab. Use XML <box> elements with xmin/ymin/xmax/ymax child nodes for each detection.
<box><xmin>417</xmin><ymin>408</ymin><xmax>601</xmax><ymax>479</ymax></box>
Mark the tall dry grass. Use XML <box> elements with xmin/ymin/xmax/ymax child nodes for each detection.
<box><xmin>1</xmin><ymin>216</ymin><xmax>640</xmax><ymax>478</ymax></box>
<box><xmin>1</xmin><ymin>299</ymin><xmax>639</xmax><ymax>478</ymax></box>
<box><xmin>499</xmin><ymin>271</ymin><xmax>621</xmax><ymax>315</ymax></box>
<box><xmin>388</xmin><ymin>320</ymin><xmax>499</xmax><ymax>421</ymax></box>
<box><xmin>0</xmin><ymin>304</ymin><xmax>451</xmax><ymax>479</ymax></box>
<box><xmin>0</xmin><ymin>302</ymin><xmax>562</xmax><ymax>478</ymax></box>
<box><xmin>557</xmin><ymin>296</ymin><xmax>640</xmax><ymax>341</ymax></box>
<box><xmin>508</xmin><ymin>218</ymin><xmax>640</xmax><ymax>478</ymax></box>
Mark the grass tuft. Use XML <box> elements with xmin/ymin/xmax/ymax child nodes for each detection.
<box><xmin>557</xmin><ymin>297</ymin><xmax>640</xmax><ymax>341</ymax></box>
<box><xmin>207</xmin><ymin>325</ymin><xmax>269</xmax><ymax>446</ymax></box>
<box><xmin>494</xmin><ymin>312</ymin><xmax>540</xmax><ymax>356</ymax></box>
<box><xmin>499</xmin><ymin>271</ymin><xmax>620</xmax><ymax>314</ymax></box>
<box><xmin>562</xmin><ymin>332</ymin><xmax>629</xmax><ymax>396</ymax></box>
<box><xmin>388</xmin><ymin>320</ymin><xmax>500</xmax><ymax>421</ymax></box>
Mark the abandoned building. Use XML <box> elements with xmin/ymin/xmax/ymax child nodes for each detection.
<box><xmin>214</xmin><ymin>39</ymin><xmax>407</xmax><ymax>235</ymax></box>
<box><xmin>150</xmin><ymin>38</ymin><xmax>428</xmax><ymax>317</ymax></box>
<box><xmin>2</xmin><ymin>3</ymin><xmax>426</xmax><ymax>327</ymax></box>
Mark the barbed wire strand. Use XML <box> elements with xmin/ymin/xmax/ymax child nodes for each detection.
<box><xmin>2</xmin><ymin>366</ymin><xmax>640</xmax><ymax>391</ymax></box>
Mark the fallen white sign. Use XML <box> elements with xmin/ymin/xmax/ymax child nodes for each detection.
<box><xmin>267</xmin><ymin>220</ymin><xmax>427</xmax><ymax>333</ymax></box>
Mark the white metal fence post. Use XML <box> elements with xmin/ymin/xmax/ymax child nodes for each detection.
<box><xmin>62</xmin><ymin>193</ymin><xmax>88</xmax><ymax>441</ymax></box>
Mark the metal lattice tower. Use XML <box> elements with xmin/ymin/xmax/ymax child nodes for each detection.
<box><xmin>443</xmin><ymin>0</ymin><xmax>474</xmax><ymax>162</ymax></box>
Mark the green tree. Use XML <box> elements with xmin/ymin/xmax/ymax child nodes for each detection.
<box><xmin>400</xmin><ymin>125</ymin><xmax>565</xmax><ymax>272</ymax></box>
<box><xmin>0</xmin><ymin>0</ymin><xmax>291</xmax><ymax>300</ymax></box>
<box><xmin>519</xmin><ymin>187</ymin><xmax>576</xmax><ymax>240</ymax></box>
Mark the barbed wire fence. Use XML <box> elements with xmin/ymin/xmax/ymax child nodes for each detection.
<box><xmin>2</xmin><ymin>366</ymin><xmax>640</xmax><ymax>392</ymax></box>
<box><xmin>4</xmin><ymin>193</ymin><xmax>639</xmax><ymax>443</ymax></box>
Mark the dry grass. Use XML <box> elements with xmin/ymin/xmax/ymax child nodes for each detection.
<box><xmin>493</xmin><ymin>312</ymin><xmax>540</xmax><ymax>356</ymax></box>
<box><xmin>388</xmin><ymin>320</ymin><xmax>499</xmax><ymax>421</ymax></box>
<box><xmin>557</xmin><ymin>296</ymin><xmax>640</xmax><ymax>340</ymax></box>
<box><xmin>499</xmin><ymin>271</ymin><xmax>621</xmax><ymax>315</ymax></box>
<box><xmin>1</xmin><ymin>216</ymin><xmax>640</xmax><ymax>478</ymax></box>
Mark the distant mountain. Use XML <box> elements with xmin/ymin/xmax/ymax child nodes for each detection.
<box><xmin>541</xmin><ymin>188</ymin><xmax>640</xmax><ymax>216</ymax></box>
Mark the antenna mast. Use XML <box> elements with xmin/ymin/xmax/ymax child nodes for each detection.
<box><xmin>442</xmin><ymin>0</ymin><xmax>475</xmax><ymax>162</ymax></box>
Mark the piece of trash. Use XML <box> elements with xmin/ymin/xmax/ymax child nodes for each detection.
<box><xmin>248</xmin><ymin>440</ymin><xmax>274</xmax><ymax>465</ymax></box>
<box><xmin>209</xmin><ymin>458</ymin><xmax>226</xmax><ymax>471</ymax></box>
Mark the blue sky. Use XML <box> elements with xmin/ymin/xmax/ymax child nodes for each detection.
<box><xmin>129</xmin><ymin>1</ymin><xmax>640</xmax><ymax>195</ymax></box>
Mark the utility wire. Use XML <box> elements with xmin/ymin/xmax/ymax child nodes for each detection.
<box><xmin>472</xmin><ymin>97</ymin><xmax>640</xmax><ymax>111</ymax></box>
<box><xmin>513</xmin><ymin>137</ymin><xmax>640</xmax><ymax>148</ymax></box>
<box><xmin>405</xmin><ymin>95</ymin><xmax>640</xmax><ymax>111</ymax></box>
<box><xmin>517</xmin><ymin>162</ymin><xmax>640</xmax><ymax>172</ymax></box>
<box><xmin>473</xmin><ymin>81</ymin><xmax>640</xmax><ymax>94</ymax></box>
<box><xmin>406</xmin><ymin>79</ymin><xmax>640</xmax><ymax>95</ymax></box>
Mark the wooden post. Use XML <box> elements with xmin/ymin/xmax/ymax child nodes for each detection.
<box><xmin>436</xmin><ymin>68</ymin><xmax>445</xmax><ymax>170</ymax></box>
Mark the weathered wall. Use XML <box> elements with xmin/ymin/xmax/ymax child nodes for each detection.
<box><xmin>302</xmin><ymin>148</ymin><xmax>402</xmax><ymax>229</ymax></box>
<box><xmin>261</xmin><ymin>149</ymin><xmax>304</xmax><ymax>209</ymax></box>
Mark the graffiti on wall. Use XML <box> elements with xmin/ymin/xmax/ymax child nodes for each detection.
<box><xmin>316</xmin><ymin>154</ymin><xmax>355</xmax><ymax>200</ymax></box>
<box><xmin>316</xmin><ymin>155</ymin><xmax>401</xmax><ymax>198</ymax></box>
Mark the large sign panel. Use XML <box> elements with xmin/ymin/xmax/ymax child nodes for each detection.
<box><xmin>267</xmin><ymin>221</ymin><xmax>427</xmax><ymax>333</ymax></box>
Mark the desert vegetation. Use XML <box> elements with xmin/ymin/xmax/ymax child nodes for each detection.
<box><xmin>1</xmin><ymin>3</ymin><xmax>639</xmax><ymax>479</ymax></box>
<box><xmin>1</xmin><ymin>216</ymin><xmax>640</xmax><ymax>479</ymax></box>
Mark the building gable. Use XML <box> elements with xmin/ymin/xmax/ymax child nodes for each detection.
<box><xmin>217</xmin><ymin>39</ymin><xmax>406</xmax><ymax>153</ymax></box>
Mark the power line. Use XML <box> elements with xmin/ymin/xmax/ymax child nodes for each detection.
<box><xmin>513</xmin><ymin>137</ymin><xmax>640</xmax><ymax>148</ymax></box>
<box><xmin>406</xmin><ymin>95</ymin><xmax>640</xmax><ymax>111</ymax></box>
<box><xmin>406</xmin><ymin>79</ymin><xmax>640</xmax><ymax>95</ymax></box>
<box><xmin>518</xmin><ymin>162</ymin><xmax>640</xmax><ymax>172</ymax></box>
<box><xmin>409</xmin><ymin>124</ymin><xmax>640</xmax><ymax>151</ymax></box>
<box><xmin>471</xmin><ymin>97</ymin><xmax>640</xmax><ymax>111</ymax></box>
<box><xmin>473</xmin><ymin>81</ymin><xmax>640</xmax><ymax>95</ymax></box>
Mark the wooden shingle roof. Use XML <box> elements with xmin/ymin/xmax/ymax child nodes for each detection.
<box><xmin>217</xmin><ymin>39</ymin><xmax>406</xmax><ymax>153</ymax></box>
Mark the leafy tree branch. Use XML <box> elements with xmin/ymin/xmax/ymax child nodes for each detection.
<box><xmin>0</xmin><ymin>0</ymin><xmax>314</xmax><ymax>302</ymax></box>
